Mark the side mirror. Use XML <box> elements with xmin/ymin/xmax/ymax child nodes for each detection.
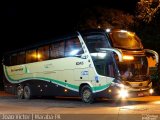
<box><xmin>97</xmin><ymin>48</ymin><xmax>123</xmax><ymax>62</ymax></box>
<box><xmin>145</xmin><ymin>49</ymin><xmax>159</xmax><ymax>64</ymax></box>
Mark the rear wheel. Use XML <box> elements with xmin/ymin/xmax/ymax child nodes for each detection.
<box><xmin>24</xmin><ymin>85</ymin><xmax>32</xmax><ymax>99</ymax></box>
<box><xmin>81</xmin><ymin>85</ymin><xmax>94</xmax><ymax>103</ymax></box>
<box><xmin>17</xmin><ymin>85</ymin><xmax>24</xmax><ymax>99</ymax></box>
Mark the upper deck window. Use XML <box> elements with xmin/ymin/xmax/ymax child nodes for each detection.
<box><xmin>109</xmin><ymin>31</ymin><xmax>143</xmax><ymax>50</ymax></box>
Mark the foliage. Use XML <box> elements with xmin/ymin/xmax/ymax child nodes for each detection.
<box><xmin>77</xmin><ymin>7</ymin><xmax>134</xmax><ymax>30</ymax></box>
<box><xmin>76</xmin><ymin>4</ymin><xmax>160</xmax><ymax>53</ymax></box>
<box><xmin>135</xmin><ymin>0</ymin><xmax>160</xmax><ymax>23</ymax></box>
<box><xmin>134</xmin><ymin>0</ymin><xmax>160</xmax><ymax>51</ymax></box>
<box><xmin>134</xmin><ymin>13</ymin><xmax>160</xmax><ymax>53</ymax></box>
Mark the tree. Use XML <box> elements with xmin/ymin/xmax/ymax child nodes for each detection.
<box><xmin>135</xmin><ymin>0</ymin><xmax>160</xmax><ymax>23</ymax></box>
<box><xmin>76</xmin><ymin>6</ymin><xmax>160</xmax><ymax>53</ymax></box>
<box><xmin>77</xmin><ymin>7</ymin><xmax>134</xmax><ymax>30</ymax></box>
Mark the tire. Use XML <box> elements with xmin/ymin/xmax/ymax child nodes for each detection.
<box><xmin>24</xmin><ymin>85</ymin><xmax>32</xmax><ymax>99</ymax></box>
<box><xmin>17</xmin><ymin>85</ymin><xmax>24</xmax><ymax>99</ymax></box>
<box><xmin>80</xmin><ymin>85</ymin><xmax>94</xmax><ymax>103</ymax></box>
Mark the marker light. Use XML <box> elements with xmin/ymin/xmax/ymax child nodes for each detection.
<box><xmin>120</xmin><ymin>30</ymin><xmax>127</xmax><ymax>33</ymax></box>
<box><xmin>118</xmin><ymin>89</ymin><xmax>128</xmax><ymax>98</ymax></box>
<box><xmin>106</xmin><ymin>28</ymin><xmax>111</xmax><ymax>32</ymax></box>
<box><xmin>123</xmin><ymin>55</ymin><xmax>134</xmax><ymax>60</ymax></box>
<box><xmin>64</xmin><ymin>89</ymin><xmax>68</xmax><ymax>92</ymax></box>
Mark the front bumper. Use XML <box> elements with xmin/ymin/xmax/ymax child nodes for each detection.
<box><xmin>94</xmin><ymin>82</ymin><xmax>153</xmax><ymax>99</ymax></box>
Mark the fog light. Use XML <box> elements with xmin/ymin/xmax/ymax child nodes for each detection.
<box><xmin>149</xmin><ymin>89</ymin><xmax>154</xmax><ymax>94</ymax></box>
<box><xmin>118</xmin><ymin>89</ymin><xmax>128</xmax><ymax>98</ymax></box>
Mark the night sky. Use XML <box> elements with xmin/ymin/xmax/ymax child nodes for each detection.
<box><xmin>0</xmin><ymin>0</ymin><xmax>138</xmax><ymax>55</ymax></box>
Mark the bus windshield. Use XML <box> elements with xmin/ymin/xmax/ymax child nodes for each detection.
<box><xmin>117</xmin><ymin>56</ymin><xmax>149</xmax><ymax>82</ymax></box>
<box><xmin>109</xmin><ymin>31</ymin><xmax>143</xmax><ymax>50</ymax></box>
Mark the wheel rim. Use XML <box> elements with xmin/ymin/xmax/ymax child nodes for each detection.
<box><xmin>83</xmin><ymin>89</ymin><xmax>91</xmax><ymax>102</ymax></box>
<box><xmin>17</xmin><ymin>86</ymin><xmax>23</xmax><ymax>99</ymax></box>
<box><xmin>24</xmin><ymin>86</ymin><xmax>30</xmax><ymax>99</ymax></box>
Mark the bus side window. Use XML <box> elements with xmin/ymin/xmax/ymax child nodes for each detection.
<box><xmin>65</xmin><ymin>37</ymin><xmax>84</xmax><ymax>57</ymax></box>
<box><xmin>26</xmin><ymin>49</ymin><xmax>37</xmax><ymax>63</ymax></box>
<box><xmin>37</xmin><ymin>45</ymin><xmax>49</xmax><ymax>61</ymax></box>
<box><xmin>50</xmin><ymin>41</ymin><xmax>65</xmax><ymax>59</ymax></box>
<box><xmin>17</xmin><ymin>51</ymin><xmax>26</xmax><ymax>64</ymax></box>
<box><xmin>50</xmin><ymin>43</ymin><xmax>58</xmax><ymax>59</ymax></box>
<box><xmin>108</xmin><ymin>64</ymin><xmax>114</xmax><ymax>77</ymax></box>
<box><xmin>3</xmin><ymin>55</ymin><xmax>11</xmax><ymax>66</ymax></box>
<box><xmin>11</xmin><ymin>53</ymin><xmax>17</xmax><ymax>65</ymax></box>
<box><xmin>58</xmin><ymin>41</ymin><xmax>65</xmax><ymax>58</ymax></box>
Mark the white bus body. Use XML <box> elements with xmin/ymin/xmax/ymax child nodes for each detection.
<box><xmin>2</xmin><ymin>29</ymin><xmax>159</xmax><ymax>103</ymax></box>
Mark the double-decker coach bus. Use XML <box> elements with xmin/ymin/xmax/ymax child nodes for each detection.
<box><xmin>2</xmin><ymin>29</ymin><xmax>159</xmax><ymax>103</ymax></box>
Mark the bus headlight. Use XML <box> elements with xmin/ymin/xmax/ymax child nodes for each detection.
<box><xmin>149</xmin><ymin>89</ymin><xmax>154</xmax><ymax>94</ymax></box>
<box><xmin>118</xmin><ymin>89</ymin><xmax>128</xmax><ymax>98</ymax></box>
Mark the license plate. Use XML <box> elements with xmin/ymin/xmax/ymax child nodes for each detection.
<box><xmin>138</xmin><ymin>93</ymin><xmax>144</xmax><ymax>97</ymax></box>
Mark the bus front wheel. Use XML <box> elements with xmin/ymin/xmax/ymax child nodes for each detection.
<box><xmin>24</xmin><ymin>85</ymin><xmax>32</xmax><ymax>99</ymax></box>
<box><xmin>81</xmin><ymin>85</ymin><xmax>94</xmax><ymax>103</ymax></box>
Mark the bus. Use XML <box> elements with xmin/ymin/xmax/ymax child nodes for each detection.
<box><xmin>2</xmin><ymin>28</ymin><xmax>159</xmax><ymax>103</ymax></box>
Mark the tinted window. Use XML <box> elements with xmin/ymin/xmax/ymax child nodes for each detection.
<box><xmin>26</xmin><ymin>49</ymin><xmax>37</xmax><ymax>63</ymax></box>
<box><xmin>3</xmin><ymin>55</ymin><xmax>11</xmax><ymax>66</ymax></box>
<box><xmin>65</xmin><ymin>37</ymin><xmax>83</xmax><ymax>57</ymax></box>
<box><xmin>37</xmin><ymin>45</ymin><xmax>49</xmax><ymax>61</ymax></box>
<box><xmin>117</xmin><ymin>56</ymin><xmax>148</xmax><ymax>81</ymax></box>
<box><xmin>11</xmin><ymin>53</ymin><xmax>17</xmax><ymax>65</ymax></box>
<box><xmin>91</xmin><ymin>52</ymin><xmax>116</xmax><ymax>77</ymax></box>
<box><xmin>50</xmin><ymin>41</ymin><xmax>65</xmax><ymax>59</ymax></box>
<box><xmin>17</xmin><ymin>51</ymin><xmax>26</xmax><ymax>64</ymax></box>
<box><xmin>109</xmin><ymin>31</ymin><xmax>143</xmax><ymax>50</ymax></box>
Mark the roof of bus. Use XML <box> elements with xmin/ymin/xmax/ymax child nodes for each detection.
<box><xmin>3</xmin><ymin>28</ymin><xmax>131</xmax><ymax>56</ymax></box>
<box><xmin>3</xmin><ymin>31</ymin><xmax>78</xmax><ymax>56</ymax></box>
<box><xmin>79</xmin><ymin>28</ymin><xmax>134</xmax><ymax>36</ymax></box>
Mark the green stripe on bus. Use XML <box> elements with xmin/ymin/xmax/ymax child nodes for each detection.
<box><xmin>93</xmin><ymin>84</ymin><xmax>110</xmax><ymax>91</ymax></box>
<box><xmin>4</xmin><ymin>66</ymin><xmax>111</xmax><ymax>92</ymax></box>
<box><xmin>4</xmin><ymin>67</ymin><xmax>79</xmax><ymax>90</ymax></box>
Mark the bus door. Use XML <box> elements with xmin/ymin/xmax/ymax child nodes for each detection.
<box><xmin>65</xmin><ymin>37</ymin><xmax>89</xmax><ymax>81</ymax></box>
